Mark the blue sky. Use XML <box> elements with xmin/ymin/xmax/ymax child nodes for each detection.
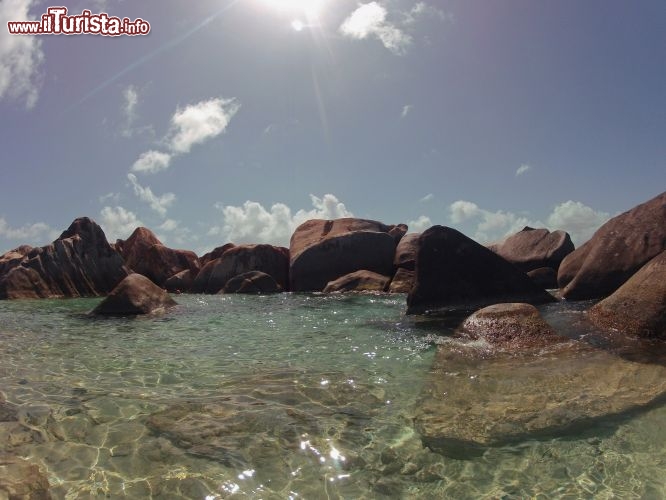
<box><xmin>1</xmin><ymin>0</ymin><xmax>664</xmax><ymax>254</ymax></box>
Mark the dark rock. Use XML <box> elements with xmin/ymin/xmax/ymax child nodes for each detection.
<box><xmin>458</xmin><ymin>303</ymin><xmax>563</xmax><ymax>349</ymax></box>
<box><xmin>164</xmin><ymin>270</ymin><xmax>194</xmax><ymax>294</ymax></box>
<box><xmin>406</xmin><ymin>226</ymin><xmax>556</xmax><ymax>315</ymax></box>
<box><xmin>200</xmin><ymin>243</ymin><xmax>235</xmax><ymax>267</ymax></box>
<box><xmin>488</xmin><ymin>227</ymin><xmax>574</xmax><ymax>273</ymax></box>
<box><xmin>527</xmin><ymin>267</ymin><xmax>558</xmax><ymax>289</ymax></box>
<box><xmin>388</xmin><ymin>223</ymin><xmax>408</xmax><ymax>244</ymax></box>
<box><xmin>222</xmin><ymin>271</ymin><xmax>281</xmax><ymax>294</ymax></box>
<box><xmin>323</xmin><ymin>270</ymin><xmax>390</xmax><ymax>293</ymax></box>
<box><xmin>388</xmin><ymin>268</ymin><xmax>414</xmax><ymax>294</ymax></box>
<box><xmin>289</xmin><ymin>218</ymin><xmax>397</xmax><ymax>292</ymax></box>
<box><xmin>0</xmin><ymin>218</ymin><xmax>129</xmax><ymax>299</ymax></box>
<box><xmin>0</xmin><ymin>456</ymin><xmax>52</xmax><ymax>499</ymax></box>
<box><xmin>192</xmin><ymin>244</ymin><xmax>289</xmax><ymax>294</ymax></box>
<box><xmin>393</xmin><ymin>233</ymin><xmax>420</xmax><ymax>271</ymax></box>
<box><xmin>588</xmin><ymin>250</ymin><xmax>666</xmax><ymax>338</ymax></box>
<box><xmin>119</xmin><ymin>228</ymin><xmax>200</xmax><ymax>287</ymax></box>
<box><xmin>91</xmin><ymin>274</ymin><xmax>177</xmax><ymax>316</ymax></box>
<box><xmin>559</xmin><ymin>191</ymin><xmax>666</xmax><ymax>300</ymax></box>
<box><xmin>415</xmin><ymin>341</ymin><xmax>666</xmax><ymax>458</ymax></box>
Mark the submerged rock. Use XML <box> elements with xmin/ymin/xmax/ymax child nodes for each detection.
<box><xmin>0</xmin><ymin>217</ymin><xmax>129</xmax><ymax>300</ymax></box>
<box><xmin>323</xmin><ymin>270</ymin><xmax>391</xmax><ymax>293</ymax></box>
<box><xmin>588</xmin><ymin>250</ymin><xmax>666</xmax><ymax>338</ymax></box>
<box><xmin>458</xmin><ymin>303</ymin><xmax>563</xmax><ymax>350</ymax></box>
<box><xmin>289</xmin><ymin>218</ymin><xmax>399</xmax><ymax>292</ymax></box>
<box><xmin>222</xmin><ymin>271</ymin><xmax>282</xmax><ymax>294</ymax></box>
<box><xmin>414</xmin><ymin>342</ymin><xmax>666</xmax><ymax>458</ymax></box>
<box><xmin>559</xmin><ymin>191</ymin><xmax>666</xmax><ymax>300</ymax></box>
<box><xmin>92</xmin><ymin>274</ymin><xmax>177</xmax><ymax>316</ymax></box>
<box><xmin>406</xmin><ymin>226</ymin><xmax>555</xmax><ymax>315</ymax></box>
<box><xmin>0</xmin><ymin>456</ymin><xmax>52</xmax><ymax>499</ymax></box>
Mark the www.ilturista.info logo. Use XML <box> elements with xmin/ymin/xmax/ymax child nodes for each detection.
<box><xmin>7</xmin><ymin>7</ymin><xmax>150</xmax><ymax>36</ymax></box>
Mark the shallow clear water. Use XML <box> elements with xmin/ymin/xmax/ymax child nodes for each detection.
<box><xmin>0</xmin><ymin>294</ymin><xmax>664</xmax><ymax>499</ymax></box>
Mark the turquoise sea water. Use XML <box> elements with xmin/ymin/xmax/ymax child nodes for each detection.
<box><xmin>0</xmin><ymin>294</ymin><xmax>665</xmax><ymax>499</ymax></box>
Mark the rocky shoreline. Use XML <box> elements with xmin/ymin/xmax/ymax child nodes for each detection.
<box><xmin>0</xmin><ymin>191</ymin><xmax>664</xmax><ymax>495</ymax></box>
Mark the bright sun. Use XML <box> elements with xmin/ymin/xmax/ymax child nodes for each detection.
<box><xmin>261</xmin><ymin>0</ymin><xmax>327</xmax><ymax>27</ymax></box>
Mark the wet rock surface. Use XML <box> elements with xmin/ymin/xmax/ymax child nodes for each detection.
<box><xmin>589</xmin><ymin>250</ymin><xmax>666</xmax><ymax>338</ymax></box>
<box><xmin>414</xmin><ymin>336</ymin><xmax>666</xmax><ymax>459</ymax></box>
<box><xmin>222</xmin><ymin>270</ymin><xmax>282</xmax><ymax>294</ymax></box>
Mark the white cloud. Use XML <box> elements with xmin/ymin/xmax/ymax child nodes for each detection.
<box><xmin>516</xmin><ymin>164</ymin><xmax>531</xmax><ymax>176</ymax></box>
<box><xmin>0</xmin><ymin>216</ymin><xmax>57</xmax><ymax>243</ymax></box>
<box><xmin>158</xmin><ymin>219</ymin><xmax>179</xmax><ymax>232</ymax></box>
<box><xmin>340</xmin><ymin>2</ymin><xmax>412</xmax><ymax>55</ymax></box>
<box><xmin>167</xmin><ymin>97</ymin><xmax>240</xmax><ymax>154</ymax></box>
<box><xmin>401</xmin><ymin>104</ymin><xmax>412</xmax><ymax>118</ymax></box>
<box><xmin>420</xmin><ymin>193</ymin><xmax>434</xmax><ymax>203</ymax></box>
<box><xmin>0</xmin><ymin>0</ymin><xmax>44</xmax><ymax>108</ymax></box>
<box><xmin>98</xmin><ymin>192</ymin><xmax>120</xmax><ymax>204</ymax></box>
<box><xmin>449</xmin><ymin>199</ymin><xmax>610</xmax><ymax>246</ymax></box>
<box><xmin>546</xmin><ymin>201</ymin><xmax>610</xmax><ymax>246</ymax></box>
<box><xmin>99</xmin><ymin>206</ymin><xmax>142</xmax><ymax>242</ymax></box>
<box><xmin>210</xmin><ymin>194</ymin><xmax>354</xmax><ymax>246</ymax></box>
<box><xmin>408</xmin><ymin>215</ymin><xmax>432</xmax><ymax>233</ymax></box>
<box><xmin>121</xmin><ymin>85</ymin><xmax>138</xmax><ymax>137</ymax></box>
<box><xmin>127</xmin><ymin>173</ymin><xmax>176</xmax><ymax>217</ymax></box>
<box><xmin>404</xmin><ymin>2</ymin><xmax>450</xmax><ymax>24</ymax></box>
<box><xmin>131</xmin><ymin>150</ymin><xmax>172</xmax><ymax>174</ymax></box>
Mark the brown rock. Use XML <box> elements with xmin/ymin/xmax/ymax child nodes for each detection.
<box><xmin>0</xmin><ymin>218</ymin><xmax>129</xmax><ymax>300</ymax></box>
<box><xmin>559</xmin><ymin>191</ymin><xmax>666</xmax><ymax>300</ymax></box>
<box><xmin>388</xmin><ymin>268</ymin><xmax>414</xmax><ymax>294</ymax></box>
<box><xmin>92</xmin><ymin>274</ymin><xmax>177</xmax><ymax>315</ymax></box>
<box><xmin>323</xmin><ymin>270</ymin><xmax>391</xmax><ymax>293</ymax></box>
<box><xmin>222</xmin><ymin>271</ymin><xmax>281</xmax><ymax>294</ymax></box>
<box><xmin>289</xmin><ymin>218</ymin><xmax>397</xmax><ymax>292</ymax></box>
<box><xmin>393</xmin><ymin>233</ymin><xmax>420</xmax><ymax>271</ymax></box>
<box><xmin>588</xmin><ymin>250</ymin><xmax>666</xmax><ymax>338</ymax></box>
<box><xmin>0</xmin><ymin>245</ymin><xmax>32</xmax><ymax>277</ymax></box>
<box><xmin>200</xmin><ymin>243</ymin><xmax>235</xmax><ymax>267</ymax></box>
<box><xmin>164</xmin><ymin>270</ymin><xmax>194</xmax><ymax>294</ymax></box>
<box><xmin>406</xmin><ymin>226</ymin><xmax>556</xmax><ymax>315</ymax></box>
<box><xmin>388</xmin><ymin>223</ymin><xmax>408</xmax><ymax>244</ymax></box>
<box><xmin>192</xmin><ymin>244</ymin><xmax>289</xmax><ymax>294</ymax></box>
<box><xmin>0</xmin><ymin>456</ymin><xmax>52</xmax><ymax>499</ymax></box>
<box><xmin>458</xmin><ymin>303</ymin><xmax>563</xmax><ymax>349</ymax></box>
<box><xmin>119</xmin><ymin>228</ymin><xmax>200</xmax><ymax>287</ymax></box>
<box><xmin>488</xmin><ymin>227</ymin><xmax>574</xmax><ymax>273</ymax></box>
<box><xmin>527</xmin><ymin>267</ymin><xmax>558</xmax><ymax>289</ymax></box>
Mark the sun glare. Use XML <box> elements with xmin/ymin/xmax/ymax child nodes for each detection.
<box><xmin>260</xmin><ymin>0</ymin><xmax>326</xmax><ymax>21</ymax></box>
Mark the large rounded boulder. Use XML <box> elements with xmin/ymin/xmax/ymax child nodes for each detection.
<box><xmin>92</xmin><ymin>273</ymin><xmax>177</xmax><ymax>315</ymax></box>
<box><xmin>222</xmin><ymin>271</ymin><xmax>282</xmax><ymax>294</ymax></box>
<box><xmin>323</xmin><ymin>270</ymin><xmax>391</xmax><ymax>293</ymax></box>
<box><xmin>192</xmin><ymin>244</ymin><xmax>289</xmax><ymax>294</ymax></box>
<box><xmin>558</xmin><ymin>191</ymin><xmax>666</xmax><ymax>300</ymax></box>
<box><xmin>406</xmin><ymin>226</ymin><xmax>556</xmax><ymax>315</ymax></box>
<box><xmin>119</xmin><ymin>227</ymin><xmax>200</xmax><ymax>287</ymax></box>
<box><xmin>488</xmin><ymin>227</ymin><xmax>574</xmax><ymax>273</ymax></box>
<box><xmin>289</xmin><ymin>218</ymin><xmax>399</xmax><ymax>292</ymax></box>
<box><xmin>588</xmin><ymin>250</ymin><xmax>666</xmax><ymax>338</ymax></box>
